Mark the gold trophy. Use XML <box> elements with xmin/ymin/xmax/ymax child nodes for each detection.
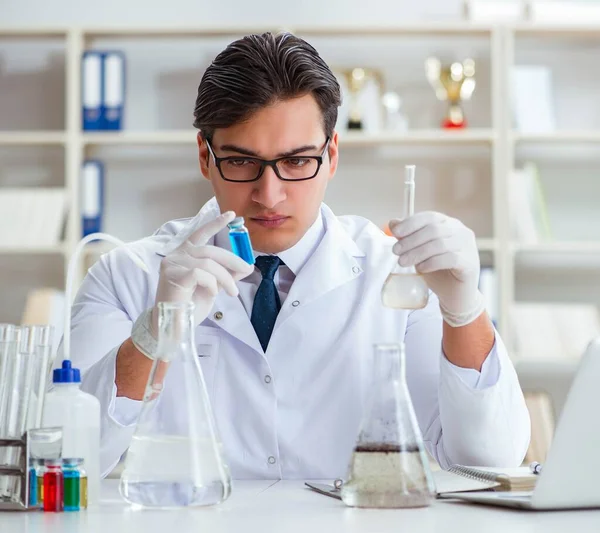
<box><xmin>343</xmin><ymin>68</ymin><xmax>380</xmax><ymax>131</ymax></box>
<box><xmin>425</xmin><ymin>57</ymin><xmax>476</xmax><ymax>129</ymax></box>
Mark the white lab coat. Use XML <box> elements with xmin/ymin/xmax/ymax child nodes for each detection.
<box><xmin>61</xmin><ymin>198</ymin><xmax>530</xmax><ymax>479</ymax></box>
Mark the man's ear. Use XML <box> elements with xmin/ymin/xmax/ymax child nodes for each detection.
<box><xmin>198</xmin><ymin>133</ymin><xmax>211</xmax><ymax>180</ymax></box>
<box><xmin>327</xmin><ymin>130</ymin><xmax>339</xmax><ymax>181</ymax></box>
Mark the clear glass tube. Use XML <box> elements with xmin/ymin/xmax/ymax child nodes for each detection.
<box><xmin>341</xmin><ymin>343</ymin><xmax>435</xmax><ymax>508</ymax></box>
<box><xmin>381</xmin><ymin>165</ymin><xmax>429</xmax><ymax>310</ymax></box>
<box><xmin>0</xmin><ymin>324</ymin><xmax>18</xmax><ymax>436</ymax></box>
<box><xmin>29</xmin><ymin>325</ymin><xmax>54</xmax><ymax>429</ymax></box>
<box><xmin>0</xmin><ymin>326</ymin><xmax>39</xmax><ymax>499</ymax></box>
<box><xmin>119</xmin><ymin>302</ymin><xmax>231</xmax><ymax>509</ymax></box>
<box><xmin>7</xmin><ymin>326</ymin><xmax>40</xmax><ymax>439</ymax></box>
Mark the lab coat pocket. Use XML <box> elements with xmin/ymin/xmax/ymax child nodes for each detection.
<box><xmin>196</xmin><ymin>325</ymin><xmax>221</xmax><ymax>400</ymax></box>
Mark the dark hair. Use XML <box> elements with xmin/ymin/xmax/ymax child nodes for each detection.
<box><xmin>193</xmin><ymin>32</ymin><xmax>341</xmax><ymax>140</ymax></box>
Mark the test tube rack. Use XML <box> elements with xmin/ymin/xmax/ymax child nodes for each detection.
<box><xmin>0</xmin><ymin>428</ymin><xmax>62</xmax><ymax>511</ymax></box>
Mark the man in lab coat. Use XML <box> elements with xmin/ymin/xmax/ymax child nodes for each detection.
<box><xmin>67</xmin><ymin>32</ymin><xmax>530</xmax><ymax>478</ymax></box>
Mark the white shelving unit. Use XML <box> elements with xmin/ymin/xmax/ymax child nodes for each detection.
<box><xmin>505</xmin><ymin>24</ymin><xmax>600</xmax><ymax>360</ymax></box>
<box><xmin>1</xmin><ymin>23</ymin><xmax>599</xmax><ymax>355</ymax></box>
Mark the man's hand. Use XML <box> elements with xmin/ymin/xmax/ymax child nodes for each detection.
<box><xmin>389</xmin><ymin>211</ymin><xmax>485</xmax><ymax>328</ymax></box>
<box><xmin>154</xmin><ymin>210</ymin><xmax>254</xmax><ymax>331</ymax></box>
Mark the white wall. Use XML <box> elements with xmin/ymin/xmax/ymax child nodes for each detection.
<box><xmin>2</xmin><ymin>0</ymin><xmax>462</xmax><ymax>26</ymax></box>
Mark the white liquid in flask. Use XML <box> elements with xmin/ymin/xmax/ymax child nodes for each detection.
<box><xmin>381</xmin><ymin>165</ymin><xmax>429</xmax><ymax>310</ymax></box>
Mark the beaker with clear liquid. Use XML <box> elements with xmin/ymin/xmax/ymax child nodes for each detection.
<box><xmin>381</xmin><ymin>165</ymin><xmax>429</xmax><ymax>310</ymax></box>
<box><xmin>341</xmin><ymin>343</ymin><xmax>435</xmax><ymax>508</ymax></box>
<box><xmin>119</xmin><ymin>302</ymin><xmax>231</xmax><ymax>509</ymax></box>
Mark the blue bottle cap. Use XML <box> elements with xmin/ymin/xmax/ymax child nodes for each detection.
<box><xmin>228</xmin><ymin>216</ymin><xmax>244</xmax><ymax>229</ymax></box>
<box><xmin>53</xmin><ymin>359</ymin><xmax>81</xmax><ymax>383</ymax></box>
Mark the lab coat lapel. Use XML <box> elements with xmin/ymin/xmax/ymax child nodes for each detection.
<box><xmin>276</xmin><ymin>206</ymin><xmax>365</xmax><ymax>327</ymax></box>
<box><xmin>209</xmin><ymin>290</ymin><xmax>263</xmax><ymax>354</ymax></box>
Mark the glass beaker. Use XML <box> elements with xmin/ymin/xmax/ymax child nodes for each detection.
<box><xmin>119</xmin><ymin>302</ymin><xmax>231</xmax><ymax>509</ymax></box>
<box><xmin>341</xmin><ymin>343</ymin><xmax>435</xmax><ymax>508</ymax></box>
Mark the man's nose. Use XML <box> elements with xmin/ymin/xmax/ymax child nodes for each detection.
<box><xmin>252</xmin><ymin>165</ymin><xmax>286</xmax><ymax>209</ymax></box>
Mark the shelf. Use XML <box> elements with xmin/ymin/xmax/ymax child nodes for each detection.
<box><xmin>82</xmin><ymin>129</ymin><xmax>495</xmax><ymax>147</ymax></box>
<box><xmin>512</xmin><ymin>131</ymin><xmax>600</xmax><ymax>143</ymax></box>
<box><xmin>340</xmin><ymin>129</ymin><xmax>495</xmax><ymax>145</ymax></box>
<box><xmin>0</xmin><ymin>27</ymin><xmax>68</xmax><ymax>38</ymax></box>
<box><xmin>82</xmin><ymin>130</ymin><xmax>196</xmax><ymax>145</ymax></box>
<box><xmin>80</xmin><ymin>24</ymin><xmax>493</xmax><ymax>39</ymax></box>
<box><xmin>295</xmin><ymin>24</ymin><xmax>493</xmax><ymax>37</ymax></box>
<box><xmin>513</xmin><ymin>242</ymin><xmax>600</xmax><ymax>254</ymax></box>
<box><xmin>0</xmin><ymin>244</ymin><xmax>65</xmax><ymax>255</ymax></box>
<box><xmin>513</xmin><ymin>24</ymin><xmax>600</xmax><ymax>39</ymax></box>
<box><xmin>513</xmin><ymin>242</ymin><xmax>600</xmax><ymax>269</ymax></box>
<box><xmin>0</xmin><ymin>131</ymin><xmax>67</xmax><ymax>146</ymax></box>
<box><xmin>83</xmin><ymin>26</ymin><xmax>281</xmax><ymax>39</ymax></box>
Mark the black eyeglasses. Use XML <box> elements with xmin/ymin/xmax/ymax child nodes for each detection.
<box><xmin>205</xmin><ymin>137</ymin><xmax>330</xmax><ymax>183</ymax></box>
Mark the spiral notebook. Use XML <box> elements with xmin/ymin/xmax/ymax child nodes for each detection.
<box><xmin>445</xmin><ymin>465</ymin><xmax>537</xmax><ymax>492</ymax></box>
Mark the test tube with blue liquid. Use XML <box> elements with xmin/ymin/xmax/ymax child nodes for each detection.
<box><xmin>228</xmin><ymin>217</ymin><xmax>255</xmax><ymax>265</ymax></box>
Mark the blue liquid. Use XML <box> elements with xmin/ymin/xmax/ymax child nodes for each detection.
<box><xmin>229</xmin><ymin>231</ymin><xmax>255</xmax><ymax>265</ymax></box>
<box><xmin>29</xmin><ymin>467</ymin><xmax>38</xmax><ymax>507</ymax></box>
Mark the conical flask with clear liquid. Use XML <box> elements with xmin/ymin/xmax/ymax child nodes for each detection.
<box><xmin>341</xmin><ymin>343</ymin><xmax>435</xmax><ymax>508</ymax></box>
<box><xmin>119</xmin><ymin>302</ymin><xmax>231</xmax><ymax>508</ymax></box>
<box><xmin>381</xmin><ymin>165</ymin><xmax>429</xmax><ymax>310</ymax></box>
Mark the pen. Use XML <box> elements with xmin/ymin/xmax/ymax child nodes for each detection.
<box><xmin>529</xmin><ymin>461</ymin><xmax>543</xmax><ymax>475</ymax></box>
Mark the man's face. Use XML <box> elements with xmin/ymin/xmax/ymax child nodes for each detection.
<box><xmin>198</xmin><ymin>94</ymin><xmax>339</xmax><ymax>254</ymax></box>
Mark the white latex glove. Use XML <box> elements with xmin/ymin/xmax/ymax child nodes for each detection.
<box><xmin>389</xmin><ymin>211</ymin><xmax>486</xmax><ymax>327</ymax></box>
<box><xmin>153</xmin><ymin>210</ymin><xmax>254</xmax><ymax>331</ymax></box>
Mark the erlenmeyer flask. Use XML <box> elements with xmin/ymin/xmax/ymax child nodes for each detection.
<box><xmin>119</xmin><ymin>302</ymin><xmax>231</xmax><ymax>508</ymax></box>
<box><xmin>341</xmin><ymin>343</ymin><xmax>435</xmax><ymax>508</ymax></box>
<box><xmin>381</xmin><ymin>269</ymin><xmax>429</xmax><ymax>310</ymax></box>
<box><xmin>381</xmin><ymin>164</ymin><xmax>429</xmax><ymax>310</ymax></box>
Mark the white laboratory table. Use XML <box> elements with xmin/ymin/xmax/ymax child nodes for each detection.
<box><xmin>2</xmin><ymin>479</ymin><xmax>600</xmax><ymax>533</ymax></box>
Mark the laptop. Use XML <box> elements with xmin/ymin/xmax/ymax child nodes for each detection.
<box><xmin>439</xmin><ymin>337</ymin><xmax>600</xmax><ymax>510</ymax></box>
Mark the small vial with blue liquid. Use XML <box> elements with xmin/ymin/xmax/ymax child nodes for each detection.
<box><xmin>228</xmin><ymin>217</ymin><xmax>255</xmax><ymax>265</ymax></box>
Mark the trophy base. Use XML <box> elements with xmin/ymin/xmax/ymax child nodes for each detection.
<box><xmin>347</xmin><ymin>119</ymin><xmax>363</xmax><ymax>130</ymax></box>
<box><xmin>442</xmin><ymin>117</ymin><xmax>466</xmax><ymax>129</ymax></box>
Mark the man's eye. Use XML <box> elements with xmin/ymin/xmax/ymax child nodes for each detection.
<box><xmin>226</xmin><ymin>159</ymin><xmax>255</xmax><ymax>167</ymax></box>
<box><xmin>282</xmin><ymin>158</ymin><xmax>310</xmax><ymax>167</ymax></box>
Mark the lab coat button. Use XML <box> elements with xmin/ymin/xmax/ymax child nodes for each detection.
<box><xmin>352</xmin><ymin>266</ymin><xmax>360</xmax><ymax>274</ymax></box>
<box><xmin>264</xmin><ymin>375</ymin><xmax>272</xmax><ymax>384</ymax></box>
<box><xmin>268</xmin><ymin>456</ymin><xmax>276</xmax><ymax>465</ymax></box>
<box><xmin>213</xmin><ymin>311</ymin><xmax>223</xmax><ymax>320</ymax></box>
<box><xmin>291</xmin><ymin>300</ymin><xmax>300</xmax><ymax>307</ymax></box>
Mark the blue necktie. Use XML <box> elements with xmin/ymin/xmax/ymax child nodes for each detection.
<box><xmin>251</xmin><ymin>255</ymin><xmax>283</xmax><ymax>352</ymax></box>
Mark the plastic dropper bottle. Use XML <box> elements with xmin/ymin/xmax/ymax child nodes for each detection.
<box><xmin>42</xmin><ymin>360</ymin><xmax>101</xmax><ymax>506</ymax></box>
<box><xmin>381</xmin><ymin>165</ymin><xmax>429</xmax><ymax>310</ymax></box>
